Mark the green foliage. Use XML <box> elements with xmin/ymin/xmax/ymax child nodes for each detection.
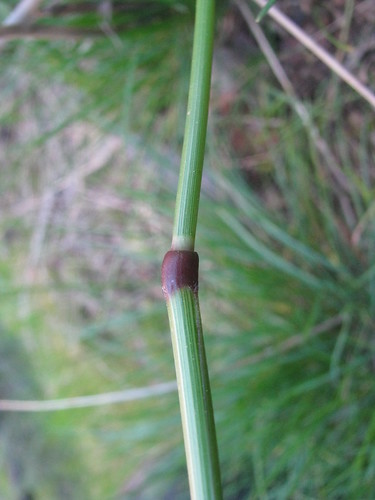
<box><xmin>0</xmin><ymin>330</ymin><xmax>87</xmax><ymax>498</ymax></box>
<box><xmin>1</xmin><ymin>1</ymin><xmax>194</xmax><ymax>137</ymax></box>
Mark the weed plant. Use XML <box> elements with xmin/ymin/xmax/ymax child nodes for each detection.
<box><xmin>0</xmin><ymin>0</ymin><xmax>375</xmax><ymax>498</ymax></box>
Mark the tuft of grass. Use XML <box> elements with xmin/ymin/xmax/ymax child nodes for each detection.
<box><xmin>0</xmin><ymin>1</ymin><xmax>195</xmax><ymax>145</ymax></box>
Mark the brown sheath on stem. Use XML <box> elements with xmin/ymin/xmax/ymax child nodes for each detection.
<box><xmin>161</xmin><ymin>250</ymin><xmax>199</xmax><ymax>297</ymax></box>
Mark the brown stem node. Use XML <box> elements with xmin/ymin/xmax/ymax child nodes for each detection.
<box><xmin>161</xmin><ymin>250</ymin><xmax>199</xmax><ymax>297</ymax></box>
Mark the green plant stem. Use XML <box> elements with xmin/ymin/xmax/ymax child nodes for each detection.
<box><xmin>166</xmin><ymin>287</ymin><xmax>222</xmax><ymax>499</ymax></box>
<box><xmin>172</xmin><ymin>0</ymin><xmax>215</xmax><ymax>251</ymax></box>
<box><xmin>162</xmin><ymin>0</ymin><xmax>221</xmax><ymax>498</ymax></box>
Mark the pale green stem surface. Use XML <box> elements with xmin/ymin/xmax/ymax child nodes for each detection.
<box><xmin>166</xmin><ymin>288</ymin><xmax>222</xmax><ymax>499</ymax></box>
<box><xmin>172</xmin><ymin>0</ymin><xmax>215</xmax><ymax>251</ymax></box>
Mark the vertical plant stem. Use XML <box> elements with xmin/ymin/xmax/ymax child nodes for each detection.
<box><xmin>162</xmin><ymin>0</ymin><xmax>222</xmax><ymax>498</ymax></box>
<box><xmin>172</xmin><ymin>0</ymin><xmax>215</xmax><ymax>252</ymax></box>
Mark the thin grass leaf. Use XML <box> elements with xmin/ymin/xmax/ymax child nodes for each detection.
<box><xmin>255</xmin><ymin>0</ymin><xmax>277</xmax><ymax>23</ymax></box>
<box><xmin>218</xmin><ymin>210</ymin><xmax>323</xmax><ymax>289</ymax></box>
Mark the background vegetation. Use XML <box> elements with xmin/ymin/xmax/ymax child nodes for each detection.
<box><xmin>0</xmin><ymin>0</ymin><xmax>374</xmax><ymax>498</ymax></box>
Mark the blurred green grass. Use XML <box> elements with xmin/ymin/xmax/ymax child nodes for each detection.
<box><xmin>1</xmin><ymin>0</ymin><xmax>375</xmax><ymax>498</ymax></box>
